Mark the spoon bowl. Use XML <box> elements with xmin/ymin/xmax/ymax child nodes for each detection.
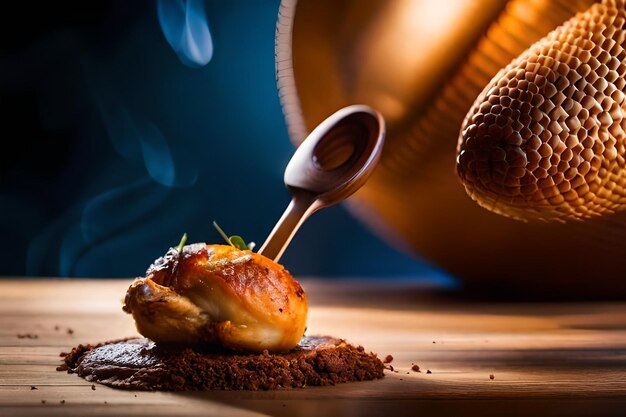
<box><xmin>285</xmin><ymin>105</ymin><xmax>384</xmax><ymax>202</ymax></box>
<box><xmin>258</xmin><ymin>105</ymin><xmax>385</xmax><ymax>262</ymax></box>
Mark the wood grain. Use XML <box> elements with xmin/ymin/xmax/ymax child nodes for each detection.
<box><xmin>1</xmin><ymin>279</ymin><xmax>626</xmax><ymax>416</ymax></box>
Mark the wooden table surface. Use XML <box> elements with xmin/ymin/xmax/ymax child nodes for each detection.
<box><xmin>1</xmin><ymin>279</ymin><xmax>626</xmax><ymax>417</ymax></box>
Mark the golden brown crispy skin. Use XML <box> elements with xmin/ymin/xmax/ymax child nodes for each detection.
<box><xmin>123</xmin><ymin>243</ymin><xmax>308</xmax><ymax>353</ymax></box>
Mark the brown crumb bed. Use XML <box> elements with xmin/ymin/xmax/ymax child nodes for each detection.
<box><xmin>60</xmin><ymin>336</ymin><xmax>384</xmax><ymax>391</ymax></box>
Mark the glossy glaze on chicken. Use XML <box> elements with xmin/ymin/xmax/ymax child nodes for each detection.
<box><xmin>123</xmin><ymin>243</ymin><xmax>308</xmax><ymax>353</ymax></box>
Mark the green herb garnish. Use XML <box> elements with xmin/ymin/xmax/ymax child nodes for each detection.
<box><xmin>212</xmin><ymin>221</ymin><xmax>253</xmax><ymax>251</ymax></box>
<box><xmin>228</xmin><ymin>235</ymin><xmax>248</xmax><ymax>250</ymax></box>
<box><xmin>176</xmin><ymin>232</ymin><xmax>188</xmax><ymax>252</ymax></box>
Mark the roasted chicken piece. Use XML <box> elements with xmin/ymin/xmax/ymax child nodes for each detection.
<box><xmin>123</xmin><ymin>243</ymin><xmax>308</xmax><ymax>353</ymax></box>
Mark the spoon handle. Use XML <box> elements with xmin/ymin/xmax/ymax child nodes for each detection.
<box><xmin>258</xmin><ymin>190</ymin><xmax>321</xmax><ymax>263</ymax></box>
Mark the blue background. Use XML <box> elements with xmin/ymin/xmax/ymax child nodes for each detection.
<box><xmin>0</xmin><ymin>0</ymin><xmax>453</xmax><ymax>285</ymax></box>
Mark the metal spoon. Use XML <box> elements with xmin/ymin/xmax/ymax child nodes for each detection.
<box><xmin>258</xmin><ymin>104</ymin><xmax>385</xmax><ymax>262</ymax></box>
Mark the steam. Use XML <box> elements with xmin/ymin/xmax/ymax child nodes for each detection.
<box><xmin>138</xmin><ymin>123</ymin><xmax>176</xmax><ymax>187</ymax></box>
<box><xmin>27</xmin><ymin>95</ymin><xmax>198</xmax><ymax>276</ymax></box>
<box><xmin>157</xmin><ymin>0</ymin><xmax>214</xmax><ymax>67</ymax></box>
<box><xmin>98</xmin><ymin>100</ymin><xmax>198</xmax><ymax>187</ymax></box>
<box><xmin>27</xmin><ymin>177</ymin><xmax>173</xmax><ymax>276</ymax></box>
<box><xmin>26</xmin><ymin>1</ymin><xmax>211</xmax><ymax>277</ymax></box>
<box><xmin>80</xmin><ymin>178</ymin><xmax>170</xmax><ymax>245</ymax></box>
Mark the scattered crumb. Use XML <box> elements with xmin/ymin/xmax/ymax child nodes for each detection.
<box><xmin>91</xmin><ymin>384</ymin><xmax>96</xmax><ymax>391</ymax></box>
<box><xmin>134</xmin><ymin>395</ymin><xmax>137</xmax><ymax>397</ymax></box>
<box><xmin>383</xmin><ymin>355</ymin><xmax>393</xmax><ymax>364</ymax></box>
<box><xmin>490</xmin><ymin>374</ymin><xmax>495</xmax><ymax>380</ymax></box>
<box><xmin>406</xmin><ymin>372</ymin><xmax>410</xmax><ymax>375</ymax></box>
<box><xmin>67</xmin><ymin>328</ymin><xmax>74</xmax><ymax>335</ymax></box>
<box><xmin>399</xmin><ymin>378</ymin><xmax>403</xmax><ymax>381</ymax></box>
<box><xmin>54</xmin><ymin>325</ymin><xmax>60</xmax><ymax>331</ymax></box>
<box><xmin>432</xmin><ymin>341</ymin><xmax>436</xmax><ymax>344</ymax></box>
<box><xmin>41</xmin><ymin>400</ymin><xmax>46</xmax><ymax>404</ymax></box>
<box><xmin>60</xmin><ymin>400</ymin><xmax>65</xmax><ymax>404</ymax></box>
<box><xmin>426</xmin><ymin>370</ymin><xmax>432</xmax><ymax>374</ymax></box>
<box><xmin>411</xmin><ymin>364</ymin><xmax>421</xmax><ymax>372</ymax></box>
<box><xmin>387</xmin><ymin>365</ymin><xmax>394</xmax><ymax>372</ymax></box>
<box><xmin>104</xmin><ymin>401</ymin><xmax>108</xmax><ymax>404</ymax></box>
<box><xmin>17</xmin><ymin>333</ymin><xmax>38</xmax><ymax>339</ymax></box>
<box><xmin>282</xmin><ymin>404</ymin><xmax>286</xmax><ymax>407</ymax></box>
<box><xmin>56</xmin><ymin>364</ymin><xmax>68</xmax><ymax>372</ymax></box>
<box><xmin>30</xmin><ymin>386</ymin><xmax>37</xmax><ymax>390</ymax></box>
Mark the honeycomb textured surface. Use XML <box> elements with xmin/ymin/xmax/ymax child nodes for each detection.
<box><xmin>457</xmin><ymin>0</ymin><xmax>626</xmax><ymax>221</ymax></box>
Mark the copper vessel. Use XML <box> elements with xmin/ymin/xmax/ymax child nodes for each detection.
<box><xmin>276</xmin><ymin>0</ymin><xmax>626</xmax><ymax>298</ymax></box>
